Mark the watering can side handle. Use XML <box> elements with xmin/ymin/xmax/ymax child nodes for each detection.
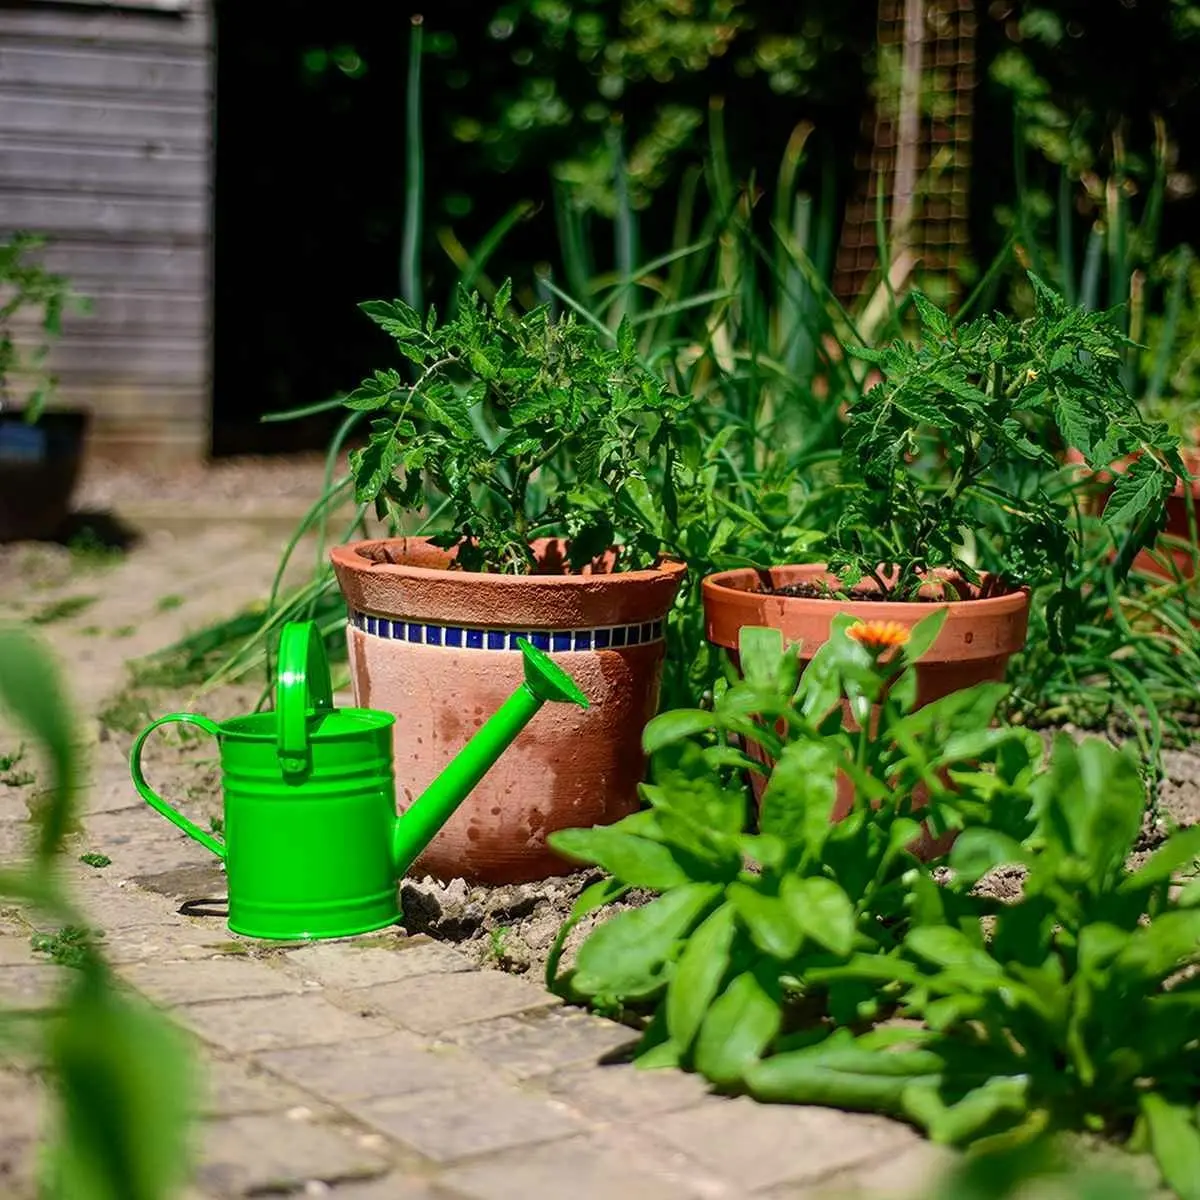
<box><xmin>129</xmin><ymin>714</ymin><xmax>227</xmax><ymax>860</ymax></box>
<box><xmin>276</xmin><ymin>620</ymin><xmax>334</xmax><ymax>774</ymax></box>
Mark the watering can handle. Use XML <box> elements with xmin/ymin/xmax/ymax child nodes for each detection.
<box><xmin>129</xmin><ymin>714</ymin><xmax>227</xmax><ymax>859</ymax></box>
<box><xmin>276</xmin><ymin>620</ymin><xmax>333</xmax><ymax>775</ymax></box>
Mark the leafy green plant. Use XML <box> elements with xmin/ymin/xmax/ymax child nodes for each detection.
<box><xmin>1007</xmin><ymin>541</ymin><xmax>1200</xmax><ymax>775</ymax></box>
<box><xmin>796</xmin><ymin>734</ymin><xmax>1200</xmax><ymax>1199</ymax></box>
<box><xmin>345</xmin><ymin>281</ymin><xmax>693</xmax><ymax>574</ymax></box>
<box><xmin>546</xmin><ymin>611</ymin><xmax>1042</xmax><ymax>1037</ymax></box>
<box><xmin>833</xmin><ymin>276</ymin><xmax>1185</xmax><ymax>600</ymax></box>
<box><xmin>0</xmin><ymin>623</ymin><xmax>194</xmax><ymax>1199</ymax></box>
<box><xmin>0</xmin><ymin>234</ymin><xmax>87</xmax><ymax>422</ymax></box>
<box><xmin>547</xmin><ymin>609</ymin><xmax>1200</xmax><ymax>1198</ymax></box>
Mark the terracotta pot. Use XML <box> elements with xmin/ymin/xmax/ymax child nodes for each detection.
<box><xmin>1064</xmin><ymin>446</ymin><xmax>1200</xmax><ymax>581</ymax></box>
<box><xmin>702</xmin><ymin>564</ymin><xmax>1031</xmax><ymax>857</ymax></box>
<box><xmin>330</xmin><ymin>537</ymin><xmax>686</xmax><ymax>884</ymax></box>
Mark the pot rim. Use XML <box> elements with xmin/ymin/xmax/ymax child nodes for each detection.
<box><xmin>332</xmin><ymin>536</ymin><xmax>687</xmax><ymax>628</ymax></box>
<box><xmin>702</xmin><ymin>563</ymin><xmax>1031</xmax><ymax>656</ymax></box>
<box><xmin>332</xmin><ymin>536</ymin><xmax>687</xmax><ymax>588</ymax></box>
<box><xmin>703</xmin><ymin>564</ymin><xmax>1029</xmax><ymax>610</ymax></box>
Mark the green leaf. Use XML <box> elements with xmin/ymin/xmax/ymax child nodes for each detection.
<box><xmin>642</xmin><ymin>709</ymin><xmax>716</xmax><ymax>754</ymax></box>
<box><xmin>780</xmin><ymin>876</ymin><xmax>857</xmax><ymax>957</ymax></box>
<box><xmin>1054</xmin><ymin>390</ymin><xmax>1097</xmax><ymax>457</ymax></box>
<box><xmin>1140</xmin><ymin>1093</ymin><xmax>1200</xmax><ymax>1200</ymax></box>
<box><xmin>912</xmin><ymin>291</ymin><xmax>952</xmax><ymax>338</ymax></box>
<box><xmin>693</xmin><ymin>962</ymin><xmax>782</xmax><ymax>1087</ymax></box>
<box><xmin>343</xmin><ymin>368</ymin><xmax>402</xmax><ymax>411</ymax></box>
<box><xmin>545</xmin><ymin>876</ymin><xmax>629</xmax><ymax>992</ymax></box>
<box><xmin>1033</xmin><ymin>736</ymin><xmax>1144</xmax><ymax>883</ymax></box>
<box><xmin>738</xmin><ymin>626</ymin><xmax>787</xmax><ymax>690</ymax></box>
<box><xmin>492</xmin><ymin>278</ymin><xmax>513</xmax><ymax>317</ymax></box>
<box><xmin>905</xmin><ymin>1075</ymin><xmax>1030</xmax><ymax>1145</ymax></box>
<box><xmin>666</xmin><ymin>902</ymin><xmax>738</xmax><ymax>1056</ymax></box>
<box><xmin>746</xmin><ymin>1034</ymin><xmax>942</xmax><ymax>1112</ymax></box>
<box><xmin>359</xmin><ymin>298</ymin><xmax>422</xmax><ymax>339</ymax></box>
<box><xmin>0</xmin><ymin>625</ymin><xmax>76</xmax><ymax>864</ymax></box>
<box><xmin>759</xmin><ymin>740</ymin><xmax>840</xmax><ymax>857</ymax></box>
<box><xmin>904</xmin><ymin>926</ymin><xmax>1002</xmax><ymax>980</ymax></box>
<box><xmin>900</xmin><ymin>607</ymin><xmax>949</xmax><ymax>665</ymax></box>
<box><xmin>1121</xmin><ymin>825</ymin><xmax>1200</xmax><ymax>891</ymax></box>
<box><xmin>548</xmin><ymin>826</ymin><xmax>690</xmax><ymax>890</ymax></box>
<box><xmin>1114</xmin><ymin>909</ymin><xmax>1200</xmax><ymax>980</ymax></box>
<box><xmin>571</xmin><ymin>883</ymin><xmax>722</xmax><ymax>1001</ymax></box>
<box><xmin>894</xmin><ymin>390</ymin><xmax>956</xmax><ymax>430</ymax></box>
<box><xmin>617</xmin><ymin>314</ymin><xmax>637</xmax><ymax>360</ymax></box>
<box><xmin>948</xmin><ymin>829</ymin><xmax>1027</xmax><ymax>887</ymax></box>
<box><xmin>47</xmin><ymin>966</ymin><xmax>194</xmax><ymax>1200</ymax></box>
<box><xmin>348</xmin><ymin>432</ymin><xmax>400</xmax><ymax>503</ymax></box>
<box><xmin>728</xmin><ymin>883</ymin><xmax>803</xmax><ymax>960</ymax></box>
<box><xmin>1103</xmin><ymin>454</ymin><xmax>1169</xmax><ymax>530</ymax></box>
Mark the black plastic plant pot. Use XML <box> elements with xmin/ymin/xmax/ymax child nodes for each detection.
<box><xmin>0</xmin><ymin>408</ymin><xmax>89</xmax><ymax>543</ymax></box>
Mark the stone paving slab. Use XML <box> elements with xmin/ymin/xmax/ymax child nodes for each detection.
<box><xmin>279</xmin><ymin>938</ymin><xmax>475</xmax><ymax>990</ymax></box>
<box><xmin>360</xmin><ymin>966</ymin><xmax>562</xmax><ymax>1035</ymax></box>
<box><xmin>0</xmin><ymin>521</ymin><xmax>957</xmax><ymax>1199</ymax></box>
<box><xmin>346</xmin><ymin>1081</ymin><xmax>586</xmax><ymax>1165</ymax></box>
<box><xmin>258</xmin><ymin>1032</ymin><xmax>492</xmax><ymax>1104</ymax></box>
<box><xmin>195</xmin><ymin>1112</ymin><xmax>390</xmax><ymax>1195</ymax></box>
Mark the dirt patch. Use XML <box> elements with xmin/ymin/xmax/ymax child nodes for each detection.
<box><xmin>399</xmin><ymin>872</ymin><xmax>655</xmax><ymax>981</ymax></box>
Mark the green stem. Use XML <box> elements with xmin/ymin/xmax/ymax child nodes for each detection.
<box><xmin>401</xmin><ymin>15</ymin><xmax>424</xmax><ymax>310</ymax></box>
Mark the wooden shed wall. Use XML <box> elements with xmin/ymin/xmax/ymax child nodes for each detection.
<box><xmin>0</xmin><ymin>1</ymin><xmax>212</xmax><ymax>464</ymax></box>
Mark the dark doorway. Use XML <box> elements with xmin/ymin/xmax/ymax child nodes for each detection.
<box><xmin>210</xmin><ymin>2</ymin><xmax>412</xmax><ymax>456</ymax></box>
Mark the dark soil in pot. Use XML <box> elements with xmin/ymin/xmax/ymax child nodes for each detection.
<box><xmin>768</xmin><ymin>581</ymin><xmax>962</xmax><ymax>602</ymax></box>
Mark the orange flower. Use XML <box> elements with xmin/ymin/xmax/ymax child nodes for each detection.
<box><xmin>847</xmin><ymin>620</ymin><xmax>911</xmax><ymax>654</ymax></box>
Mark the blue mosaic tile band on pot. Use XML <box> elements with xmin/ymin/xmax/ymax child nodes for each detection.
<box><xmin>349</xmin><ymin>609</ymin><xmax>664</xmax><ymax>651</ymax></box>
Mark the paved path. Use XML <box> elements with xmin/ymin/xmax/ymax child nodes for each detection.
<box><xmin>0</xmin><ymin>516</ymin><xmax>950</xmax><ymax>1199</ymax></box>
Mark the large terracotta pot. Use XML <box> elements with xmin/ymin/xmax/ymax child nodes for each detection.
<box><xmin>330</xmin><ymin>537</ymin><xmax>686</xmax><ymax>883</ymax></box>
<box><xmin>702</xmin><ymin>564</ymin><xmax>1031</xmax><ymax>855</ymax></box>
<box><xmin>1065</xmin><ymin>446</ymin><xmax>1200</xmax><ymax>581</ymax></box>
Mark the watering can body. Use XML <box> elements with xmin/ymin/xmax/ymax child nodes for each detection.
<box><xmin>209</xmin><ymin>708</ymin><xmax>399</xmax><ymax>939</ymax></box>
<box><xmin>129</xmin><ymin>621</ymin><xmax>587</xmax><ymax>941</ymax></box>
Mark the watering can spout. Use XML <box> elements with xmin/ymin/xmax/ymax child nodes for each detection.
<box><xmin>391</xmin><ymin>640</ymin><xmax>588</xmax><ymax>878</ymax></box>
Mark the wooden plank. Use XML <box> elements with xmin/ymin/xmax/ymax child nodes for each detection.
<box><xmin>31</xmin><ymin>1</ymin><xmax>194</xmax><ymax>14</ymax></box>
<box><xmin>7</xmin><ymin>291</ymin><xmax>206</xmax><ymax>335</ymax></box>
<box><xmin>0</xmin><ymin>139</ymin><xmax>207</xmax><ymax>197</ymax></box>
<box><xmin>11</xmin><ymin>332</ymin><xmax>209</xmax><ymax>380</ymax></box>
<box><xmin>0</xmin><ymin>7</ymin><xmax>210</xmax><ymax>50</ymax></box>
<box><xmin>0</xmin><ymin>43</ymin><xmax>206</xmax><ymax>95</ymax></box>
<box><xmin>0</xmin><ymin>90</ymin><xmax>207</xmax><ymax>146</ymax></box>
<box><xmin>0</xmin><ymin>193</ymin><xmax>207</xmax><ymax>238</ymax></box>
<box><xmin>32</xmin><ymin>240</ymin><xmax>207</xmax><ymax>290</ymax></box>
<box><xmin>40</xmin><ymin>379</ymin><xmax>207</xmax><ymax>412</ymax></box>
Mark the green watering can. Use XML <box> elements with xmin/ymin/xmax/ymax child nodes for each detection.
<box><xmin>129</xmin><ymin>620</ymin><xmax>587</xmax><ymax>941</ymax></box>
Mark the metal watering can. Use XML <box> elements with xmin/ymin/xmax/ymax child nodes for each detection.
<box><xmin>129</xmin><ymin>620</ymin><xmax>587</xmax><ymax>940</ymax></box>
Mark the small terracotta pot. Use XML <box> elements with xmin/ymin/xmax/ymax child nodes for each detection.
<box><xmin>702</xmin><ymin>564</ymin><xmax>1031</xmax><ymax>857</ymax></box>
<box><xmin>1065</xmin><ymin>447</ymin><xmax>1200</xmax><ymax>582</ymax></box>
<box><xmin>330</xmin><ymin>537</ymin><xmax>686</xmax><ymax>884</ymax></box>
